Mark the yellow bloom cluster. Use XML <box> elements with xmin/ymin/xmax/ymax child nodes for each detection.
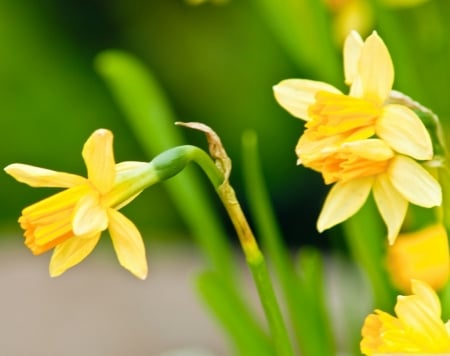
<box><xmin>274</xmin><ymin>31</ymin><xmax>441</xmax><ymax>243</ymax></box>
<box><xmin>4</xmin><ymin>129</ymin><xmax>152</xmax><ymax>279</ymax></box>
<box><xmin>361</xmin><ymin>280</ymin><xmax>450</xmax><ymax>354</ymax></box>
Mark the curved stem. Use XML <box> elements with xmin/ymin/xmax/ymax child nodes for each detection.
<box><xmin>152</xmin><ymin>144</ymin><xmax>293</xmax><ymax>355</ymax></box>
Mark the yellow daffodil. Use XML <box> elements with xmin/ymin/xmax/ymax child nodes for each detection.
<box><xmin>361</xmin><ymin>279</ymin><xmax>450</xmax><ymax>354</ymax></box>
<box><xmin>386</xmin><ymin>224</ymin><xmax>450</xmax><ymax>292</ymax></box>
<box><xmin>273</xmin><ymin>31</ymin><xmax>441</xmax><ymax>242</ymax></box>
<box><xmin>4</xmin><ymin>129</ymin><xmax>155</xmax><ymax>279</ymax></box>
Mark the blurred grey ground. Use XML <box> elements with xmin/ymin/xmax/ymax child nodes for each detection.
<box><xmin>0</xmin><ymin>234</ymin><xmax>370</xmax><ymax>356</ymax></box>
<box><xmin>0</xmin><ymin>236</ymin><xmax>232</xmax><ymax>356</ymax></box>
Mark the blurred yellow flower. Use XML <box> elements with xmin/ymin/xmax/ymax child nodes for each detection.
<box><xmin>4</xmin><ymin>129</ymin><xmax>151</xmax><ymax>279</ymax></box>
<box><xmin>386</xmin><ymin>224</ymin><xmax>450</xmax><ymax>292</ymax></box>
<box><xmin>326</xmin><ymin>0</ymin><xmax>430</xmax><ymax>43</ymax></box>
<box><xmin>273</xmin><ymin>31</ymin><xmax>441</xmax><ymax>242</ymax></box>
<box><xmin>327</xmin><ymin>0</ymin><xmax>373</xmax><ymax>44</ymax></box>
<box><xmin>360</xmin><ymin>279</ymin><xmax>450</xmax><ymax>354</ymax></box>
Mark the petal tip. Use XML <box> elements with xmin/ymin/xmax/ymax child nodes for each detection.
<box><xmin>135</xmin><ymin>270</ymin><xmax>148</xmax><ymax>280</ymax></box>
<box><xmin>387</xmin><ymin>233</ymin><xmax>398</xmax><ymax>245</ymax></box>
<box><xmin>49</xmin><ymin>267</ymin><xmax>64</xmax><ymax>278</ymax></box>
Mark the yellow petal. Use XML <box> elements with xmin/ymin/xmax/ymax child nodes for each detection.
<box><xmin>411</xmin><ymin>279</ymin><xmax>442</xmax><ymax>317</ymax></box>
<box><xmin>377</xmin><ymin>104</ymin><xmax>433</xmax><ymax>160</ymax></box>
<box><xmin>389</xmin><ymin>156</ymin><xmax>442</xmax><ymax>208</ymax></box>
<box><xmin>395</xmin><ymin>293</ymin><xmax>449</xmax><ymax>349</ymax></box>
<box><xmin>342</xmin><ymin>139</ymin><xmax>394</xmax><ymax>161</ymax></box>
<box><xmin>72</xmin><ymin>192</ymin><xmax>108</xmax><ymax>236</ymax></box>
<box><xmin>373</xmin><ymin>173</ymin><xmax>408</xmax><ymax>244</ymax></box>
<box><xmin>317</xmin><ymin>176</ymin><xmax>373</xmax><ymax>232</ymax></box>
<box><xmin>357</xmin><ymin>31</ymin><xmax>394</xmax><ymax>103</ymax></box>
<box><xmin>343</xmin><ymin>30</ymin><xmax>364</xmax><ymax>86</ymax></box>
<box><xmin>115</xmin><ymin>161</ymin><xmax>149</xmax><ymax>174</ymax></box>
<box><xmin>108</xmin><ymin>209</ymin><xmax>147</xmax><ymax>279</ymax></box>
<box><xmin>273</xmin><ymin>79</ymin><xmax>342</xmax><ymax>120</ymax></box>
<box><xmin>4</xmin><ymin>163</ymin><xmax>86</xmax><ymax>188</ymax></box>
<box><xmin>82</xmin><ymin>129</ymin><xmax>116</xmax><ymax>194</ymax></box>
<box><xmin>49</xmin><ymin>233</ymin><xmax>101</xmax><ymax>277</ymax></box>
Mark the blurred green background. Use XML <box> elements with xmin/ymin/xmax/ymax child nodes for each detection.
<box><xmin>1</xmin><ymin>0</ymin><xmax>450</xmax><ymax>248</ymax></box>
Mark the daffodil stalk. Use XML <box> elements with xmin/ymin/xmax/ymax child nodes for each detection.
<box><xmin>176</xmin><ymin>122</ymin><xmax>293</xmax><ymax>356</ymax></box>
<box><xmin>135</xmin><ymin>122</ymin><xmax>294</xmax><ymax>354</ymax></box>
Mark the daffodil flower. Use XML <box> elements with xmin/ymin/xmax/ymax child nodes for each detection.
<box><xmin>273</xmin><ymin>30</ymin><xmax>433</xmax><ymax>163</ymax></box>
<box><xmin>273</xmin><ymin>30</ymin><xmax>441</xmax><ymax>242</ymax></box>
<box><xmin>361</xmin><ymin>279</ymin><xmax>450</xmax><ymax>355</ymax></box>
<box><xmin>4</xmin><ymin>129</ymin><xmax>157</xmax><ymax>279</ymax></box>
<box><xmin>314</xmin><ymin>139</ymin><xmax>441</xmax><ymax>243</ymax></box>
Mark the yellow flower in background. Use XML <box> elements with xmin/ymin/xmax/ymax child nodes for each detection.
<box><xmin>360</xmin><ymin>279</ymin><xmax>450</xmax><ymax>354</ymax></box>
<box><xmin>386</xmin><ymin>224</ymin><xmax>450</xmax><ymax>292</ymax></box>
<box><xmin>4</xmin><ymin>129</ymin><xmax>151</xmax><ymax>279</ymax></box>
<box><xmin>326</xmin><ymin>0</ymin><xmax>373</xmax><ymax>44</ymax></box>
<box><xmin>315</xmin><ymin>141</ymin><xmax>441</xmax><ymax>243</ymax></box>
<box><xmin>326</xmin><ymin>0</ymin><xmax>430</xmax><ymax>44</ymax></box>
<box><xmin>273</xmin><ymin>31</ymin><xmax>441</xmax><ymax>242</ymax></box>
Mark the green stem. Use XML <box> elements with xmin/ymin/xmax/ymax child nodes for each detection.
<box><xmin>216</xmin><ymin>182</ymin><xmax>293</xmax><ymax>356</ymax></box>
<box><xmin>153</xmin><ymin>144</ymin><xmax>293</xmax><ymax>355</ymax></box>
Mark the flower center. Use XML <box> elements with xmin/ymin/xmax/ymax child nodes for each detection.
<box><xmin>304</xmin><ymin>146</ymin><xmax>392</xmax><ymax>184</ymax></box>
<box><xmin>307</xmin><ymin>91</ymin><xmax>381</xmax><ymax>142</ymax></box>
